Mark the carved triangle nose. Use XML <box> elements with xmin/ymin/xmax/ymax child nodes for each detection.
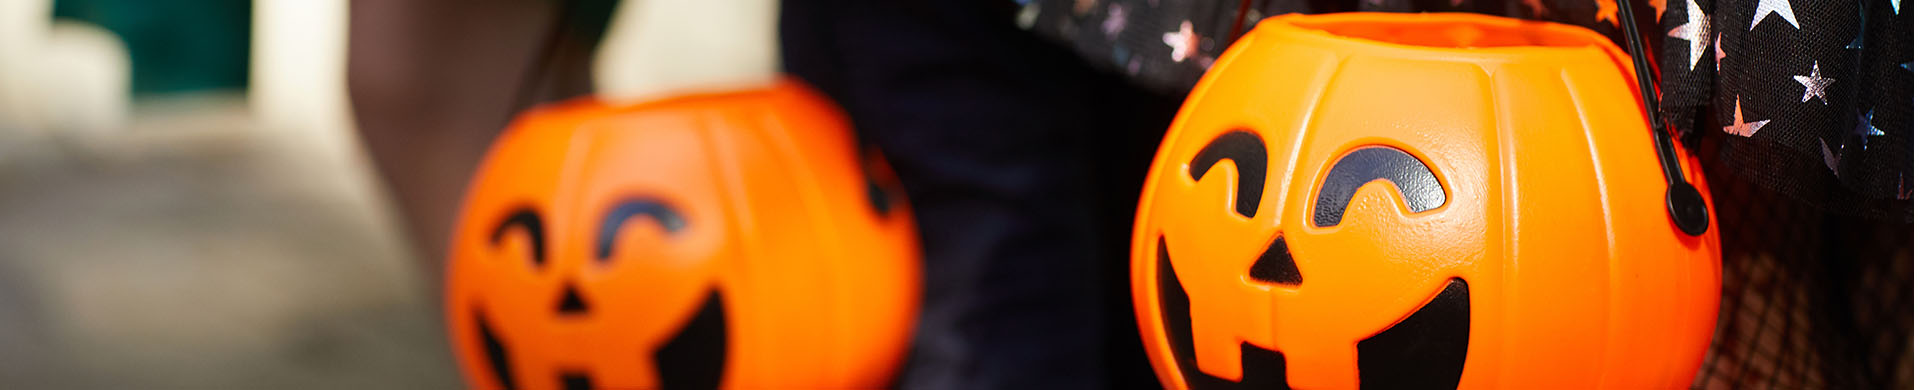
<box><xmin>1248</xmin><ymin>235</ymin><xmax>1303</xmax><ymax>285</ymax></box>
<box><xmin>557</xmin><ymin>283</ymin><xmax>590</xmax><ymax>315</ymax></box>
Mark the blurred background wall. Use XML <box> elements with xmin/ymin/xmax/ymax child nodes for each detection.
<box><xmin>0</xmin><ymin>0</ymin><xmax>458</xmax><ymax>388</ymax></box>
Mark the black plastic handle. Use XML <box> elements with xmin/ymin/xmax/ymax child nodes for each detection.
<box><xmin>1616</xmin><ymin>4</ymin><xmax>1711</xmax><ymax>236</ymax></box>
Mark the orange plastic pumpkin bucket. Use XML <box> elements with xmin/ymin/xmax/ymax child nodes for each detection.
<box><xmin>445</xmin><ymin>79</ymin><xmax>921</xmax><ymax>390</ymax></box>
<box><xmin>1132</xmin><ymin>12</ymin><xmax>1721</xmax><ymax>389</ymax></box>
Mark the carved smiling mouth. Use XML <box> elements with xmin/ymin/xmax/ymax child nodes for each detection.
<box><xmin>1154</xmin><ymin>236</ymin><xmax>1470</xmax><ymax>389</ymax></box>
<box><xmin>651</xmin><ymin>290</ymin><xmax>728</xmax><ymax>390</ymax></box>
<box><xmin>474</xmin><ymin>289</ymin><xmax>729</xmax><ymax>390</ymax></box>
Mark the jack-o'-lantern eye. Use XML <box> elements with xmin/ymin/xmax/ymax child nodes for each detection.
<box><xmin>594</xmin><ymin>198</ymin><xmax>687</xmax><ymax>264</ymax></box>
<box><xmin>1188</xmin><ymin>130</ymin><xmax>1267</xmax><ymax>218</ymax></box>
<box><xmin>490</xmin><ymin>206</ymin><xmax>547</xmax><ymax>268</ymax></box>
<box><xmin>1311</xmin><ymin>147</ymin><xmax>1445</xmax><ymax>227</ymax></box>
<box><xmin>1190</xmin><ymin>130</ymin><xmax>1303</xmax><ymax>287</ymax></box>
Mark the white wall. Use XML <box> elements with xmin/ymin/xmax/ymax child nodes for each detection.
<box><xmin>593</xmin><ymin>0</ymin><xmax>782</xmax><ymax>104</ymax></box>
<box><xmin>0</xmin><ymin>0</ymin><xmax>53</xmax><ymax>131</ymax></box>
<box><xmin>249</xmin><ymin>0</ymin><xmax>352</xmax><ymax>141</ymax></box>
<box><xmin>0</xmin><ymin>0</ymin><xmax>128</xmax><ymax>137</ymax></box>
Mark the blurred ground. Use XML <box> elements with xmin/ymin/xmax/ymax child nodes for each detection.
<box><xmin>0</xmin><ymin>93</ymin><xmax>458</xmax><ymax>389</ymax></box>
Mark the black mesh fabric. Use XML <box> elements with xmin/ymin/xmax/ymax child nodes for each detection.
<box><xmin>1692</xmin><ymin>128</ymin><xmax>1914</xmax><ymax>389</ymax></box>
<box><xmin>1658</xmin><ymin>0</ymin><xmax>1914</xmax><ymax>220</ymax></box>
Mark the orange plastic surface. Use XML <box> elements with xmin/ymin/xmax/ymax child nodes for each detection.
<box><xmin>445</xmin><ymin>78</ymin><xmax>920</xmax><ymax>390</ymax></box>
<box><xmin>1132</xmin><ymin>13</ymin><xmax>1721</xmax><ymax>389</ymax></box>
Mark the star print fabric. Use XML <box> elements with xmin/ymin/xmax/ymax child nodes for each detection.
<box><xmin>1656</xmin><ymin>0</ymin><xmax>1914</xmax><ymax>388</ymax></box>
<box><xmin>1024</xmin><ymin>0</ymin><xmax>1908</xmax><ymax>218</ymax></box>
<box><xmin>1660</xmin><ymin>0</ymin><xmax>1912</xmax><ymax>218</ymax></box>
<box><xmin>1021</xmin><ymin>0</ymin><xmax>1660</xmax><ymax>95</ymax></box>
<box><xmin>1021</xmin><ymin>0</ymin><xmax>1245</xmax><ymax>95</ymax></box>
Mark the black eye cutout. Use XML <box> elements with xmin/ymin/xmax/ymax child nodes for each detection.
<box><xmin>1190</xmin><ymin>130</ymin><xmax>1268</xmax><ymax>219</ymax></box>
<box><xmin>595</xmin><ymin>198</ymin><xmax>688</xmax><ymax>262</ymax></box>
<box><xmin>1313</xmin><ymin>146</ymin><xmax>1446</xmax><ymax>228</ymax></box>
<box><xmin>491</xmin><ymin>207</ymin><xmax>547</xmax><ymax>267</ymax></box>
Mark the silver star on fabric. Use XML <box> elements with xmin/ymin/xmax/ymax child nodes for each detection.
<box><xmin>1751</xmin><ymin>0</ymin><xmax>1801</xmax><ymax>30</ymax></box>
<box><xmin>1848</xmin><ymin>6</ymin><xmax>1867</xmax><ymax>49</ymax></box>
<box><xmin>1669</xmin><ymin>0</ymin><xmax>1711</xmax><ymax>70</ymax></box>
<box><xmin>1856</xmin><ymin>109</ymin><xmax>1886</xmax><ymax>143</ymax></box>
<box><xmin>1895</xmin><ymin>0</ymin><xmax>1903</xmax><ymax>14</ymax></box>
<box><xmin>1820</xmin><ymin>138</ymin><xmax>1841</xmax><ymax>175</ymax></box>
<box><xmin>1102</xmin><ymin>4</ymin><xmax>1126</xmax><ymax>40</ymax></box>
<box><xmin>1714</xmin><ymin>33</ymin><xmax>1726</xmax><ymax>71</ymax></box>
<box><xmin>1723</xmin><ymin>96</ymin><xmax>1771</xmax><ymax>137</ymax></box>
<box><xmin>1793</xmin><ymin>61</ymin><xmax>1836</xmax><ymax>104</ymax></box>
<box><xmin>1163</xmin><ymin>21</ymin><xmax>1198</xmax><ymax>62</ymax></box>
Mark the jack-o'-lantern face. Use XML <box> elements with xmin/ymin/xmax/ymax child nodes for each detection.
<box><xmin>447</xmin><ymin>79</ymin><xmax>920</xmax><ymax>390</ymax></box>
<box><xmin>1132</xmin><ymin>13</ymin><xmax>1720</xmax><ymax>390</ymax></box>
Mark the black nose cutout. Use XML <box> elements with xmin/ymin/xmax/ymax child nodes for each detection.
<box><xmin>1248</xmin><ymin>235</ymin><xmax>1303</xmax><ymax>285</ymax></box>
<box><xmin>557</xmin><ymin>283</ymin><xmax>590</xmax><ymax>316</ymax></box>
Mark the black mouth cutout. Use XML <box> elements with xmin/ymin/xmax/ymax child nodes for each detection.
<box><xmin>473</xmin><ymin>289</ymin><xmax>728</xmax><ymax>390</ymax></box>
<box><xmin>653</xmin><ymin>289</ymin><xmax>729</xmax><ymax>390</ymax></box>
<box><xmin>1157</xmin><ymin>137</ymin><xmax>1465</xmax><ymax>388</ymax></box>
<box><xmin>477</xmin><ymin>308</ymin><xmax>517</xmax><ymax>389</ymax></box>
<box><xmin>1155</xmin><ymin>235</ymin><xmax>1469</xmax><ymax>390</ymax></box>
<box><xmin>1156</xmin><ymin>236</ymin><xmax>1292</xmax><ymax>390</ymax></box>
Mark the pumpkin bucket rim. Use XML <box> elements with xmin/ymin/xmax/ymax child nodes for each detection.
<box><xmin>1255</xmin><ymin>12</ymin><xmax>1625</xmax><ymax>60</ymax></box>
